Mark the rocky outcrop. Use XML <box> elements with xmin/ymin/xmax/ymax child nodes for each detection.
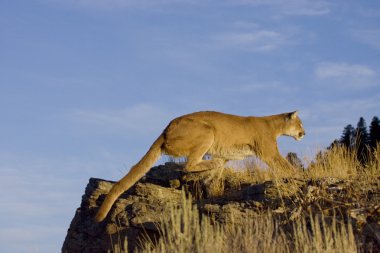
<box><xmin>62</xmin><ymin>163</ymin><xmax>183</xmax><ymax>253</ymax></box>
<box><xmin>62</xmin><ymin>163</ymin><xmax>380</xmax><ymax>253</ymax></box>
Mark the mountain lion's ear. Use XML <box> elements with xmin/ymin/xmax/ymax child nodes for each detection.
<box><xmin>291</xmin><ymin>111</ymin><xmax>298</xmax><ymax>119</ymax></box>
<box><xmin>287</xmin><ymin>111</ymin><xmax>298</xmax><ymax>120</ymax></box>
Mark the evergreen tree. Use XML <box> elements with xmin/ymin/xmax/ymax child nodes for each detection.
<box><xmin>339</xmin><ymin>124</ymin><xmax>355</xmax><ymax>148</ymax></box>
<box><xmin>369</xmin><ymin>116</ymin><xmax>380</xmax><ymax>150</ymax></box>
<box><xmin>355</xmin><ymin>117</ymin><xmax>370</xmax><ymax>163</ymax></box>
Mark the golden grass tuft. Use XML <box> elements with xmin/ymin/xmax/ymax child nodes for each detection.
<box><xmin>307</xmin><ymin>146</ymin><xmax>359</xmax><ymax>179</ymax></box>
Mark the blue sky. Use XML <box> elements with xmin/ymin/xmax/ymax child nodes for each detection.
<box><xmin>1</xmin><ymin>0</ymin><xmax>379</xmax><ymax>252</ymax></box>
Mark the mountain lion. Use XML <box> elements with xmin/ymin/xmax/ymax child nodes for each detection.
<box><xmin>95</xmin><ymin>111</ymin><xmax>305</xmax><ymax>222</ymax></box>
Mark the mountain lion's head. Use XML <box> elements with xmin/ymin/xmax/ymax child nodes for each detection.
<box><xmin>284</xmin><ymin>111</ymin><xmax>305</xmax><ymax>141</ymax></box>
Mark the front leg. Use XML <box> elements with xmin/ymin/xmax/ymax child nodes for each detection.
<box><xmin>272</xmin><ymin>153</ymin><xmax>297</xmax><ymax>172</ymax></box>
<box><xmin>261</xmin><ymin>148</ymin><xmax>297</xmax><ymax>175</ymax></box>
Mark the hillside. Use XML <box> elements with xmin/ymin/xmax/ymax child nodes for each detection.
<box><xmin>63</xmin><ymin>148</ymin><xmax>379</xmax><ymax>253</ymax></box>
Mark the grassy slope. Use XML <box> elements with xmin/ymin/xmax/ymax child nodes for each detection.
<box><xmin>114</xmin><ymin>145</ymin><xmax>380</xmax><ymax>253</ymax></box>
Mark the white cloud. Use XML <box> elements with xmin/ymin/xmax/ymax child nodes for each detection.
<box><xmin>44</xmin><ymin>0</ymin><xmax>200</xmax><ymax>9</ymax></box>
<box><xmin>211</xmin><ymin>21</ymin><xmax>301</xmax><ymax>52</ymax></box>
<box><xmin>315</xmin><ymin>62</ymin><xmax>375</xmax><ymax>79</ymax></box>
<box><xmin>231</xmin><ymin>21</ymin><xmax>261</xmax><ymax>30</ymax></box>
<box><xmin>352</xmin><ymin>29</ymin><xmax>380</xmax><ymax>50</ymax></box>
<box><xmin>228</xmin><ymin>0</ymin><xmax>331</xmax><ymax>16</ymax></box>
<box><xmin>45</xmin><ymin>0</ymin><xmax>331</xmax><ymax>15</ymax></box>
<box><xmin>315</xmin><ymin>62</ymin><xmax>377</xmax><ymax>88</ymax></box>
<box><xmin>69</xmin><ymin>103</ymin><xmax>175</xmax><ymax>135</ymax></box>
<box><xmin>213</xmin><ymin>29</ymin><xmax>287</xmax><ymax>52</ymax></box>
<box><xmin>231</xmin><ymin>81</ymin><xmax>297</xmax><ymax>93</ymax></box>
<box><xmin>325</xmin><ymin>96</ymin><xmax>380</xmax><ymax>115</ymax></box>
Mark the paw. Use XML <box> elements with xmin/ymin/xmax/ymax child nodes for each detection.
<box><xmin>181</xmin><ymin>171</ymin><xmax>211</xmax><ymax>182</ymax></box>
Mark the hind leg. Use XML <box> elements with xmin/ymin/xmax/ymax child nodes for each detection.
<box><xmin>183</xmin><ymin>131</ymin><xmax>216</xmax><ymax>172</ymax></box>
<box><xmin>183</xmin><ymin>128</ymin><xmax>226</xmax><ymax>172</ymax></box>
<box><xmin>164</xmin><ymin>118</ymin><xmax>221</xmax><ymax>171</ymax></box>
<box><xmin>163</xmin><ymin>117</ymin><xmax>226</xmax><ymax>173</ymax></box>
<box><xmin>183</xmin><ymin>136</ymin><xmax>226</xmax><ymax>183</ymax></box>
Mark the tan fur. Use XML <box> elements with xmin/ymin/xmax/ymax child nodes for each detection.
<box><xmin>95</xmin><ymin>111</ymin><xmax>305</xmax><ymax>222</ymax></box>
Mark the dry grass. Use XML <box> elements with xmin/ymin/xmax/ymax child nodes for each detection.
<box><xmin>115</xmin><ymin>145</ymin><xmax>380</xmax><ymax>252</ymax></box>
<box><xmin>137</xmin><ymin>192</ymin><xmax>359</xmax><ymax>253</ymax></box>
<box><xmin>211</xmin><ymin>145</ymin><xmax>379</xmax><ymax>199</ymax></box>
<box><xmin>307</xmin><ymin>146</ymin><xmax>360</xmax><ymax>179</ymax></box>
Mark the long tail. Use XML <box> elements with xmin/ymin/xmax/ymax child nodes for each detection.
<box><xmin>95</xmin><ymin>134</ymin><xmax>165</xmax><ymax>222</ymax></box>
